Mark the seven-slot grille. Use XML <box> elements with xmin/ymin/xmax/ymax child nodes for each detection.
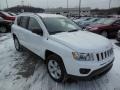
<box><xmin>96</xmin><ymin>48</ymin><xmax>113</xmax><ymax>61</ymax></box>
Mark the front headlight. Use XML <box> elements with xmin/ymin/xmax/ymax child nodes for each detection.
<box><xmin>72</xmin><ymin>52</ymin><xmax>94</xmax><ymax>61</ymax></box>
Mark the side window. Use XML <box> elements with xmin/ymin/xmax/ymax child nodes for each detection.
<box><xmin>19</xmin><ymin>16</ymin><xmax>29</xmax><ymax>29</ymax></box>
<box><xmin>28</xmin><ymin>17</ymin><xmax>43</xmax><ymax>35</ymax></box>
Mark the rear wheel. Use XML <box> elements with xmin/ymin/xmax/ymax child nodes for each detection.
<box><xmin>14</xmin><ymin>37</ymin><xmax>22</xmax><ymax>51</ymax></box>
<box><xmin>0</xmin><ymin>26</ymin><xmax>7</xmax><ymax>33</ymax></box>
<box><xmin>47</xmin><ymin>55</ymin><xmax>66</xmax><ymax>82</ymax></box>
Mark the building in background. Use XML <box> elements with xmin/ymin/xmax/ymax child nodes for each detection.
<box><xmin>4</xmin><ymin>5</ymin><xmax>45</xmax><ymax>13</ymax></box>
<box><xmin>91</xmin><ymin>7</ymin><xmax>120</xmax><ymax>17</ymax></box>
<box><xmin>45</xmin><ymin>7</ymin><xmax>91</xmax><ymax>17</ymax></box>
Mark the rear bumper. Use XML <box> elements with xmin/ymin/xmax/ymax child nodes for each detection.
<box><xmin>68</xmin><ymin>59</ymin><xmax>114</xmax><ymax>80</ymax></box>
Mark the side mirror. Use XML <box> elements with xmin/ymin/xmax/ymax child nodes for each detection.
<box><xmin>31</xmin><ymin>29</ymin><xmax>43</xmax><ymax>36</ymax></box>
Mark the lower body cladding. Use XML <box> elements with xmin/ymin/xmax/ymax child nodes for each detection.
<box><xmin>64</xmin><ymin>56</ymin><xmax>114</xmax><ymax>79</ymax></box>
<box><xmin>68</xmin><ymin>60</ymin><xmax>113</xmax><ymax>79</ymax></box>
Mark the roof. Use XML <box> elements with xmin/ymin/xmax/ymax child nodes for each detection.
<box><xmin>37</xmin><ymin>13</ymin><xmax>65</xmax><ymax>18</ymax></box>
<box><xmin>18</xmin><ymin>13</ymin><xmax>65</xmax><ymax>18</ymax></box>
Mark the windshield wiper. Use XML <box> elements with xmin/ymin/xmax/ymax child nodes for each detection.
<box><xmin>50</xmin><ymin>31</ymin><xmax>65</xmax><ymax>34</ymax></box>
<box><xmin>68</xmin><ymin>29</ymin><xmax>79</xmax><ymax>32</ymax></box>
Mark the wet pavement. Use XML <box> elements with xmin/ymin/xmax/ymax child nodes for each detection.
<box><xmin>0</xmin><ymin>33</ymin><xmax>120</xmax><ymax>90</ymax></box>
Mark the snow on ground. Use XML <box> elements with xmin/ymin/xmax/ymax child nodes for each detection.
<box><xmin>0</xmin><ymin>33</ymin><xmax>120</xmax><ymax>90</ymax></box>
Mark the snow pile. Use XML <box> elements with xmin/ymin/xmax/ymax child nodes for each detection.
<box><xmin>0</xmin><ymin>34</ymin><xmax>120</xmax><ymax>90</ymax></box>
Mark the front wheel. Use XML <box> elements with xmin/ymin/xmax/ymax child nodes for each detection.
<box><xmin>47</xmin><ymin>55</ymin><xmax>66</xmax><ymax>82</ymax></box>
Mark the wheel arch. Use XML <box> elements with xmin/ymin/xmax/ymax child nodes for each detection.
<box><xmin>45</xmin><ymin>50</ymin><xmax>63</xmax><ymax>60</ymax></box>
<box><xmin>45</xmin><ymin>49</ymin><xmax>67</xmax><ymax>75</ymax></box>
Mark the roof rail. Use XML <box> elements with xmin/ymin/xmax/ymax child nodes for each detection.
<box><xmin>20</xmin><ymin>12</ymin><xmax>35</xmax><ymax>14</ymax></box>
<box><xmin>18</xmin><ymin>12</ymin><xmax>37</xmax><ymax>16</ymax></box>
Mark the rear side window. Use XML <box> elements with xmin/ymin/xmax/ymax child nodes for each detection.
<box><xmin>19</xmin><ymin>16</ymin><xmax>29</xmax><ymax>29</ymax></box>
<box><xmin>28</xmin><ymin>17</ymin><xmax>43</xmax><ymax>35</ymax></box>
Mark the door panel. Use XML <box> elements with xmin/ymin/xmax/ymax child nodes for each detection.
<box><xmin>23</xmin><ymin>17</ymin><xmax>46</xmax><ymax>58</ymax></box>
<box><xmin>25</xmin><ymin>31</ymin><xmax>46</xmax><ymax>58</ymax></box>
<box><xmin>15</xmin><ymin>16</ymin><xmax>29</xmax><ymax>47</ymax></box>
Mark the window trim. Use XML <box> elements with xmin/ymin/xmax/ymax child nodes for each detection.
<box><xmin>18</xmin><ymin>16</ymin><xmax>29</xmax><ymax>29</ymax></box>
<box><xmin>27</xmin><ymin>17</ymin><xmax>43</xmax><ymax>36</ymax></box>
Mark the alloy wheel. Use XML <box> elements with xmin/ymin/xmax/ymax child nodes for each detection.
<box><xmin>48</xmin><ymin>60</ymin><xmax>62</xmax><ymax>79</ymax></box>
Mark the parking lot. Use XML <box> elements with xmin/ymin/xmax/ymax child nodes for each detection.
<box><xmin>0</xmin><ymin>33</ymin><xmax>119</xmax><ymax>90</ymax></box>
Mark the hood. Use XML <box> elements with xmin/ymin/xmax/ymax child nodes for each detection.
<box><xmin>50</xmin><ymin>31</ymin><xmax>112</xmax><ymax>52</ymax></box>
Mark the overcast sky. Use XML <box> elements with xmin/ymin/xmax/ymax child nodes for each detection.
<box><xmin>0</xmin><ymin>0</ymin><xmax>120</xmax><ymax>9</ymax></box>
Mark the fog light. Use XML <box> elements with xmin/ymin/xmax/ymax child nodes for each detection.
<box><xmin>80</xmin><ymin>68</ymin><xmax>91</xmax><ymax>74</ymax></box>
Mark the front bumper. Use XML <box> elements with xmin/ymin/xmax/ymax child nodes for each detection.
<box><xmin>68</xmin><ymin>59</ymin><xmax>114</xmax><ymax>79</ymax></box>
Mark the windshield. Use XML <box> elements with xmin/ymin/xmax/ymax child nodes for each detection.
<box><xmin>43</xmin><ymin>17</ymin><xmax>81</xmax><ymax>35</ymax></box>
<box><xmin>89</xmin><ymin>18</ymin><xmax>99</xmax><ymax>22</ymax></box>
<box><xmin>102</xmin><ymin>19</ymin><xmax>116</xmax><ymax>25</ymax></box>
<box><xmin>84</xmin><ymin>17</ymin><xmax>92</xmax><ymax>21</ymax></box>
<box><xmin>74</xmin><ymin>17</ymin><xmax>91</xmax><ymax>23</ymax></box>
<box><xmin>94</xmin><ymin>18</ymin><xmax>106</xmax><ymax>24</ymax></box>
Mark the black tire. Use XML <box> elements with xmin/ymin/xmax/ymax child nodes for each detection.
<box><xmin>47</xmin><ymin>55</ymin><xmax>66</xmax><ymax>82</ymax></box>
<box><xmin>0</xmin><ymin>26</ymin><xmax>7</xmax><ymax>33</ymax></box>
<box><xmin>14</xmin><ymin>37</ymin><xmax>22</xmax><ymax>51</ymax></box>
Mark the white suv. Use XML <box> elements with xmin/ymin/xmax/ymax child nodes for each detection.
<box><xmin>12</xmin><ymin>13</ymin><xmax>114</xmax><ymax>82</ymax></box>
